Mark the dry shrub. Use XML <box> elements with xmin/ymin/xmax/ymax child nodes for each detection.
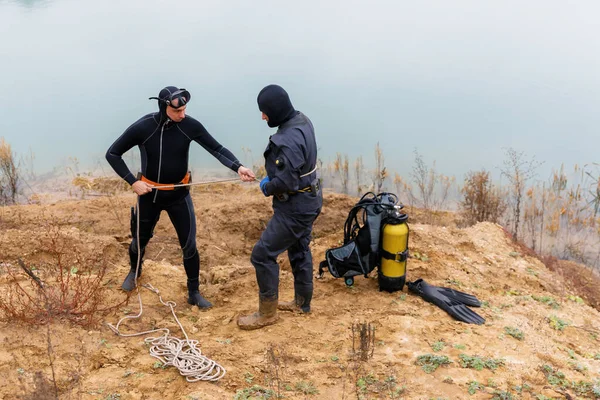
<box><xmin>352</xmin><ymin>322</ymin><xmax>375</xmax><ymax>362</ymax></box>
<box><xmin>373</xmin><ymin>143</ymin><xmax>388</xmax><ymax>193</ymax></box>
<box><xmin>263</xmin><ymin>343</ymin><xmax>287</xmax><ymax>398</ymax></box>
<box><xmin>0</xmin><ymin>137</ymin><xmax>20</xmax><ymax>204</ymax></box>
<box><xmin>0</xmin><ymin>221</ymin><xmax>125</xmax><ymax>327</ymax></box>
<box><xmin>71</xmin><ymin>175</ymin><xmax>129</xmax><ymax>197</ymax></box>
<box><xmin>334</xmin><ymin>153</ymin><xmax>350</xmax><ymax>194</ymax></box>
<box><xmin>460</xmin><ymin>170</ymin><xmax>506</xmax><ymax>226</ymax></box>
<box><xmin>541</xmin><ymin>256</ymin><xmax>600</xmax><ymax>311</ymax></box>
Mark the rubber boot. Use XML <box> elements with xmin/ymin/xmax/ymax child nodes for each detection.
<box><xmin>237</xmin><ymin>296</ymin><xmax>280</xmax><ymax>330</ymax></box>
<box><xmin>188</xmin><ymin>291</ymin><xmax>213</xmax><ymax>309</ymax></box>
<box><xmin>278</xmin><ymin>291</ymin><xmax>312</xmax><ymax>313</ymax></box>
<box><xmin>187</xmin><ymin>278</ymin><xmax>212</xmax><ymax>309</ymax></box>
<box><xmin>121</xmin><ymin>267</ymin><xmax>142</xmax><ymax>292</ymax></box>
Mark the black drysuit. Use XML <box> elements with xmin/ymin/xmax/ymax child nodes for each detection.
<box><xmin>252</xmin><ymin>85</ymin><xmax>322</xmax><ymax>304</ymax></box>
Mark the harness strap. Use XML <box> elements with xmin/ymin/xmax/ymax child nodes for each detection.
<box><xmin>140</xmin><ymin>172</ymin><xmax>191</xmax><ymax>191</ymax></box>
<box><xmin>381</xmin><ymin>249</ymin><xmax>409</xmax><ymax>262</ymax></box>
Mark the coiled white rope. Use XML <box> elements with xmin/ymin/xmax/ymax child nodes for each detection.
<box><xmin>107</xmin><ymin>193</ymin><xmax>226</xmax><ymax>382</ymax></box>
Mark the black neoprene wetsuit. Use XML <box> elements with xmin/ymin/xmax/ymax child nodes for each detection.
<box><xmin>105</xmin><ymin>111</ymin><xmax>242</xmax><ymax>294</ymax></box>
<box><xmin>106</xmin><ymin>112</ymin><xmax>241</xmax><ymax>198</ymax></box>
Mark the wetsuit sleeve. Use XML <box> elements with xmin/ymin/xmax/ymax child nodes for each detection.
<box><xmin>190</xmin><ymin>123</ymin><xmax>242</xmax><ymax>172</ymax></box>
<box><xmin>105</xmin><ymin>120</ymin><xmax>144</xmax><ymax>185</ymax></box>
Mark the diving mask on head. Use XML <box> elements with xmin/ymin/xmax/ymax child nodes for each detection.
<box><xmin>149</xmin><ymin>88</ymin><xmax>191</xmax><ymax>109</ymax></box>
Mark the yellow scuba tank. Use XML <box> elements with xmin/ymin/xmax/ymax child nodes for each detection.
<box><xmin>378</xmin><ymin>212</ymin><xmax>409</xmax><ymax>292</ymax></box>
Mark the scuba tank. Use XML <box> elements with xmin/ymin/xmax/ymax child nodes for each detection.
<box><xmin>378</xmin><ymin>206</ymin><xmax>409</xmax><ymax>293</ymax></box>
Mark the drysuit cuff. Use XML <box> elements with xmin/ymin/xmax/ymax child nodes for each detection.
<box><xmin>231</xmin><ymin>162</ymin><xmax>242</xmax><ymax>173</ymax></box>
<box><xmin>264</xmin><ymin>177</ymin><xmax>288</xmax><ymax>196</ymax></box>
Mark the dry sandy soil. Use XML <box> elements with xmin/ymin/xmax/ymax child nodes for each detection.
<box><xmin>1</xmin><ymin>183</ymin><xmax>599</xmax><ymax>400</ymax></box>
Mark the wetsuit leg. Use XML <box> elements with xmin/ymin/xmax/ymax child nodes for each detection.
<box><xmin>129</xmin><ymin>194</ymin><xmax>162</xmax><ymax>273</ymax></box>
<box><xmin>165</xmin><ymin>193</ymin><xmax>200</xmax><ymax>289</ymax></box>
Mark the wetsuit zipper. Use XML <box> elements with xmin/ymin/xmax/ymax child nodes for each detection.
<box><xmin>153</xmin><ymin>119</ymin><xmax>169</xmax><ymax>203</ymax></box>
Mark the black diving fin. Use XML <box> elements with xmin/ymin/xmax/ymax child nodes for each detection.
<box><xmin>407</xmin><ymin>279</ymin><xmax>485</xmax><ymax>325</ymax></box>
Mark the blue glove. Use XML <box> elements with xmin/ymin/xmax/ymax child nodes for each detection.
<box><xmin>259</xmin><ymin>176</ymin><xmax>270</xmax><ymax>196</ymax></box>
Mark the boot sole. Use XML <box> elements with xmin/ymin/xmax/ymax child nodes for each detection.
<box><xmin>187</xmin><ymin>298</ymin><xmax>213</xmax><ymax>309</ymax></box>
<box><xmin>237</xmin><ymin>316</ymin><xmax>280</xmax><ymax>331</ymax></box>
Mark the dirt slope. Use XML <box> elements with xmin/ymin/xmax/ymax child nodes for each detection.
<box><xmin>1</xmin><ymin>184</ymin><xmax>599</xmax><ymax>400</ymax></box>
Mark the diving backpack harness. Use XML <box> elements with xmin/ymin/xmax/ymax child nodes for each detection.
<box><xmin>317</xmin><ymin>192</ymin><xmax>409</xmax><ymax>292</ymax></box>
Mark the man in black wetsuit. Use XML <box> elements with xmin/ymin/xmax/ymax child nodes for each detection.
<box><xmin>106</xmin><ymin>86</ymin><xmax>255</xmax><ymax>309</ymax></box>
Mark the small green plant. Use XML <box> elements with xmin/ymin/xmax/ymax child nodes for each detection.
<box><xmin>234</xmin><ymin>385</ymin><xmax>276</xmax><ymax>400</ymax></box>
<box><xmin>504</xmin><ymin>326</ymin><xmax>524</xmax><ymax>340</ymax></box>
<box><xmin>513</xmin><ymin>383</ymin><xmax>532</xmax><ymax>393</ymax></box>
<box><xmin>152</xmin><ymin>361</ymin><xmax>164</xmax><ymax>369</ymax></box>
<box><xmin>532</xmin><ymin>295</ymin><xmax>560</xmax><ymax>309</ymax></box>
<box><xmin>412</xmin><ymin>251</ymin><xmax>429</xmax><ymax>261</ymax></box>
<box><xmin>568</xmin><ymin>295</ymin><xmax>584</xmax><ymax>304</ymax></box>
<box><xmin>103</xmin><ymin>395</ymin><xmax>121</xmax><ymax>400</ymax></box>
<box><xmin>468</xmin><ymin>381</ymin><xmax>484</xmax><ymax>395</ymax></box>
<box><xmin>330</xmin><ymin>355</ymin><xmax>339</xmax><ymax>362</ymax></box>
<box><xmin>491</xmin><ymin>390</ymin><xmax>514</xmax><ymax>400</ymax></box>
<box><xmin>216</xmin><ymin>338</ymin><xmax>232</xmax><ymax>345</ymax></box>
<box><xmin>416</xmin><ymin>354</ymin><xmax>452</xmax><ymax>373</ymax></box>
<box><xmin>540</xmin><ymin>365</ymin><xmax>568</xmax><ymax>387</ymax></box>
<box><xmin>569</xmin><ymin>361</ymin><xmax>587</xmax><ymax>373</ymax></box>
<box><xmin>295</xmin><ymin>381</ymin><xmax>318</xmax><ymax>395</ymax></box>
<box><xmin>431</xmin><ymin>340</ymin><xmax>445</xmax><ymax>352</ymax></box>
<box><xmin>548</xmin><ymin>315</ymin><xmax>569</xmax><ymax>331</ymax></box>
<box><xmin>594</xmin><ymin>353</ymin><xmax>600</xmax><ymax>360</ymax></box>
<box><xmin>17</xmin><ymin>368</ymin><xmax>24</xmax><ymax>375</ymax></box>
<box><xmin>445</xmin><ymin>279</ymin><xmax>462</xmax><ymax>287</ymax></box>
<box><xmin>459</xmin><ymin>354</ymin><xmax>505</xmax><ymax>371</ymax></box>
<box><xmin>566</xmin><ymin>349</ymin><xmax>577</xmax><ymax>359</ymax></box>
<box><xmin>453</xmin><ymin>344</ymin><xmax>466</xmax><ymax>350</ymax></box>
<box><xmin>443</xmin><ymin>377</ymin><xmax>453</xmax><ymax>384</ymax></box>
<box><xmin>572</xmin><ymin>380</ymin><xmax>596</xmax><ymax>396</ymax></box>
<box><xmin>356</xmin><ymin>374</ymin><xmax>377</xmax><ymax>395</ymax></box>
<box><xmin>244</xmin><ymin>372</ymin><xmax>255</xmax><ymax>384</ymax></box>
<box><xmin>487</xmin><ymin>379</ymin><xmax>497</xmax><ymax>388</ymax></box>
<box><xmin>526</xmin><ymin>268</ymin><xmax>539</xmax><ymax>276</ymax></box>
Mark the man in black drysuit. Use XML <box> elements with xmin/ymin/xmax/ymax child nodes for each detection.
<box><xmin>106</xmin><ymin>86</ymin><xmax>255</xmax><ymax>309</ymax></box>
<box><xmin>237</xmin><ymin>84</ymin><xmax>322</xmax><ymax>330</ymax></box>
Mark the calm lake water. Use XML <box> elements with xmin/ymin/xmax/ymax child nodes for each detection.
<box><xmin>1</xmin><ymin>0</ymin><xmax>599</xmax><ymax>183</ymax></box>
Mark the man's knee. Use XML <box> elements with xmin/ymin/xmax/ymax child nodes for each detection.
<box><xmin>182</xmin><ymin>242</ymin><xmax>198</xmax><ymax>260</ymax></box>
<box><xmin>251</xmin><ymin>241</ymin><xmax>269</xmax><ymax>266</ymax></box>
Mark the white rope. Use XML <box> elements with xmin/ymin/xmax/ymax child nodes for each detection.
<box><xmin>107</xmin><ymin>196</ymin><xmax>226</xmax><ymax>382</ymax></box>
<box><xmin>300</xmin><ymin>165</ymin><xmax>318</xmax><ymax>178</ymax></box>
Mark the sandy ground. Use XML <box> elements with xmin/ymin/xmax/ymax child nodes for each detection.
<box><xmin>1</xmin><ymin>183</ymin><xmax>599</xmax><ymax>399</ymax></box>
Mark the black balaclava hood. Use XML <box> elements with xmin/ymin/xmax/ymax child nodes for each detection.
<box><xmin>257</xmin><ymin>84</ymin><xmax>296</xmax><ymax>128</ymax></box>
<box><xmin>153</xmin><ymin>86</ymin><xmax>191</xmax><ymax>116</ymax></box>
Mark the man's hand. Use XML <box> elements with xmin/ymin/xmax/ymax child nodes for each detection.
<box><xmin>259</xmin><ymin>176</ymin><xmax>270</xmax><ymax>196</ymax></box>
<box><xmin>132</xmin><ymin>180</ymin><xmax>154</xmax><ymax>195</ymax></box>
<box><xmin>238</xmin><ymin>166</ymin><xmax>256</xmax><ymax>182</ymax></box>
